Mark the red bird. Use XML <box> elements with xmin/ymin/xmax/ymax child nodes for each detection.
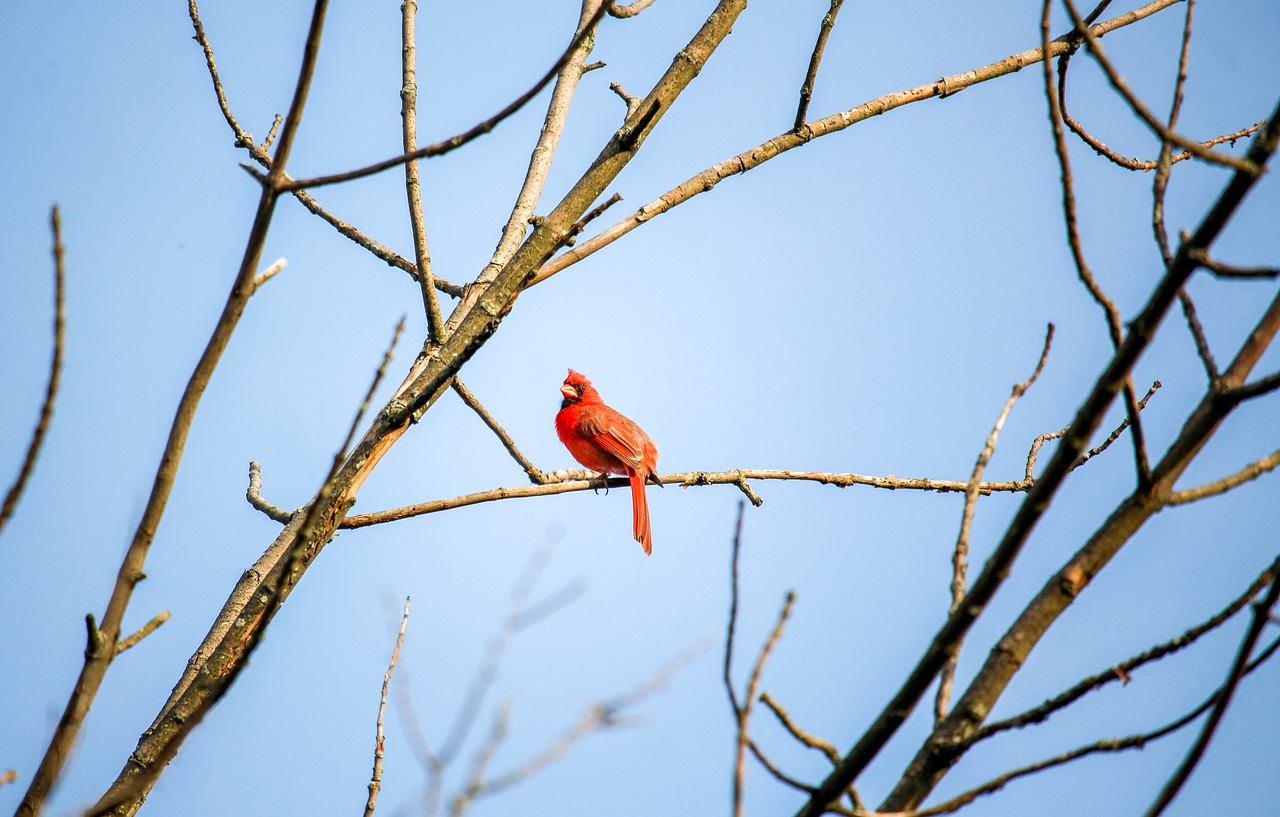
<box><xmin>555</xmin><ymin>369</ymin><xmax>661</xmax><ymax>555</ymax></box>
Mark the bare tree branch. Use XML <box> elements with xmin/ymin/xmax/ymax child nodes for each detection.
<box><xmin>937</xmin><ymin>325</ymin><xmax>1053</xmax><ymax>725</ymax></box>
<box><xmin>400</xmin><ymin>0</ymin><xmax>444</xmax><ymax>340</ymax></box>
<box><xmin>20</xmin><ymin>0</ymin><xmax>339</xmax><ymax>807</ymax></box>
<box><xmin>246</xmin><ymin>461</ymin><xmax>292</xmax><ymax>523</ymax></box>
<box><xmin>365</xmin><ymin>596</ymin><xmax>410</xmax><ymax>817</ymax></box>
<box><xmin>1144</xmin><ymin>570</ymin><xmax>1280</xmax><ymax>817</ymax></box>
<box><xmin>748</xmin><ymin>739</ymin><xmax>815</xmax><ymax>795</ymax></box>
<box><xmin>530</xmin><ymin>0</ymin><xmax>1188</xmax><ymax>287</ymax></box>
<box><xmin>760</xmin><ymin>692</ymin><xmax>841</xmax><ymax>766</ymax></box>
<box><xmin>1177</xmin><ymin>288</ymin><xmax>1219</xmax><ymax>381</ymax></box>
<box><xmin>735</xmin><ymin>592</ymin><xmax>795</xmax><ymax>817</ymax></box>
<box><xmin>1151</xmin><ymin>0</ymin><xmax>1195</xmax><ymax>268</ymax></box>
<box><xmin>1167</xmin><ymin>447</ymin><xmax>1280</xmax><ymax>505</ymax></box>
<box><xmin>967</xmin><ymin>554</ymin><xmax>1280</xmax><ymax>747</ymax></box>
<box><xmin>471</xmin><ymin>0</ymin><xmax>613</xmax><ymax>301</ymax></box>
<box><xmin>1</xmin><ymin>206</ymin><xmax>65</xmax><ymax>538</ymax></box>
<box><xmin>1191</xmin><ymin>248</ymin><xmax>1280</xmax><ymax>279</ymax></box>
<box><xmin>89</xmin><ymin>308</ymin><xmax>404</xmax><ymax>817</ymax></box>
<box><xmin>437</xmin><ymin>540</ymin><xmax>560</xmax><ymax>765</ymax></box>
<box><xmin>1075</xmin><ymin>380</ymin><xmax>1161</xmax><ymax>468</ymax></box>
<box><xmin>796</xmin><ymin>92</ymin><xmax>1280</xmax><ymax>817</ymax></box>
<box><xmin>114</xmin><ymin>612</ymin><xmax>171</xmax><ymax>657</ymax></box>
<box><xmin>451</xmin><ymin>380</ymin><xmax>548</xmax><ymax>484</ymax></box>
<box><xmin>339</xmin><ymin>468</ymin><xmax>1044</xmax><ymax>530</ymax></box>
<box><xmin>723</xmin><ymin>502</ymin><xmax>746</xmax><ymax>717</ymax></box>
<box><xmin>1062</xmin><ymin>0</ymin><xmax>1256</xmax><ymax>174</ymax></box>
<box><xmin>794</xmin><ymin>0</ymin><xmax>847</xmax><ymax>129</ymax></box>
<box><xmin>251</xmin><ymin>257</ymin><xmax>287</xmax><ymax>291</ymax></box>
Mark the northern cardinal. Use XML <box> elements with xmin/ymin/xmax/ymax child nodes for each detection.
<box><xmin>555</xmin><ymin>369</ymin><xmax>661</xmax><ymax>555</ymax></box>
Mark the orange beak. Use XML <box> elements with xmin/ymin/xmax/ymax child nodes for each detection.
<box><xmin>560</xmin><ymin>384</ymin><xmax>576</xmax><ymax>399</ymax></box>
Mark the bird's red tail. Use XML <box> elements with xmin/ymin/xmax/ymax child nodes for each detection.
<box><xmin>628</xmin><ymin>468</ymin><xmax>652</xmax><ymax>556</ymax></box>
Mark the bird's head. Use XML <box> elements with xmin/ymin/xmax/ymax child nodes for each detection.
<box><xmin>560</xmin><ymin>369</ymin><xmax>595</xmax><ymax>406</ymax></box>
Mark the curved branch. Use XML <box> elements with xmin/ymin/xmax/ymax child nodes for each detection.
<box><xmin>1</xmin><ymin>206</ymin><xmax>65</xmax><ymax>537</ymax></box>
<box><xmin>1062</xmin><ymin>0</ymin><xmax>1256</xmax><ymax>174</ymax></box>
<box><xmin>607</xmin><ymin>0</ymin><xmax>656</xmax><ymax>18</ymax></box>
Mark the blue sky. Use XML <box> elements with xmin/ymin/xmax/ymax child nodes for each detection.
<box><xmin>2</xmin><ymin>2</ymin><xmax>1279</xmax><ymax>816</ymax></box>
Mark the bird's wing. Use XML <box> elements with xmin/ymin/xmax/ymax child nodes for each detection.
<box><xmin>577</xmin><ymin>407</ymin><xmax>647</xmax><ymax>470</ymax></box>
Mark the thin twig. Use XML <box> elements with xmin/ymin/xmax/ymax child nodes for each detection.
<box><xmin>760</xmin><ymin>692</ymin><xmax>841</xmax><ymax>765</ymax></box>
<box><xmin>278</xmin><ymin>2</ymin><xmax>616</xmax><ymax>193</ymax></box>
<box><xmin>794</xmin><ymin>0</ymin><xmax>846</xmax><ymax>129</ymax></box>
<box><xmin>1167</xmin><ymin>447</ymin><xmax>1280</xmax><ymax>505</ymax></box>
<box><xmin>1144</xmin><ymin>571</ymin><xmax>1280</xmax><ymax>817</ymax></box>
<box><xmin>547</xmin><ymin>192</ymin><xmax>623</xmax><ymax>255</ymax></box>
<box><xmin>1177</xmin><ymin>288</ymin><xmax>1219</xmax><ymax>381</ymax></box>
<box><xmin>759</xmin><ymin>695</ymin><xmax>866</xmax><ymax>812</ymax></box>
<box><xmin>451</xmin><ymin>380</ymin><xmax>547</xmax><ymax>483</ymax></box>
<box><xmin>365</xmin><ymin>596</ymin><xmax>411</xmax><ymax>817</ymax></box>
<box><xmin>251</xmin><ymin>257</ymin><xmax>287</xmax><ymax>291</ymax></box>
<box><xmin>115</xmin><ymin>612</ymin><xmax>172</xmax><ymax>656</ymax></box>
<box><xmin>0</xmin><ymin>206</ymin><xmax>65</xmax><ymax>537</ymax></box>
<box><xmin>246</xmin><ymin>461</ymin><xmax>293</xmax><ymax>523</ymax></box>
<box><xmin>724</xmin><ymin>502</ymin><xmax>746</xmax><ymax>717</ymax></box>
<box><xmin>1223</xmin><ymin>369</ymin><xmax>1280</xmax><ymax>402</ymax></box>
<box><xmin>1075</xmin><ymin>380</ymin><xmax>1161</xmax><ymax>467</ymax></box>
<box><xmin>609</xmin><ymin>82</ymin><xmax>642</xmax><ymax>118</ymax></box>
<box><xmin>937</xmin><ymin>325</ymin><xmax>1053</xmax><ymax>725</ymax></box>
<box><xmin>1190</xmin><ymin>247</ymin><xmax>1280</xmax><ymax>279</ymax></box>
<box><xmin>735</xmin><ymin>592</ymin><xmax>795</xmax><ymax>817</ymax></box>
<box><xmin>748</xmin><ymin>739</ymin><xmax>815</xmax><ymax>794</ymax></box>
<box><xmin>1024</xmin><ymin>425</ymin><xmax>1068</xmax><ymax>480</ymax></box>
